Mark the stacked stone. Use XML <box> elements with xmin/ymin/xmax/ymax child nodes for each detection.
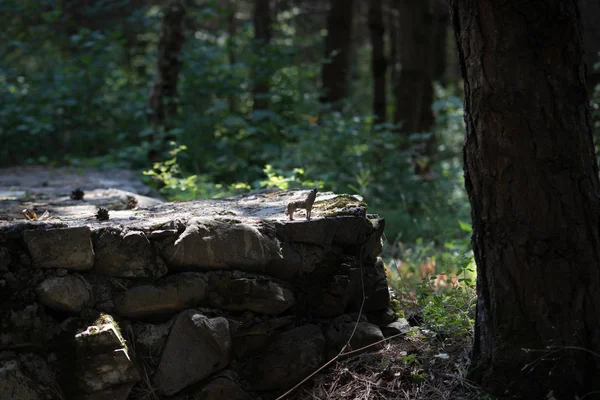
<box><xmin>0</xmin><ymin>192</ymin><xmax>399</xmax><ymax>400</ymax></box>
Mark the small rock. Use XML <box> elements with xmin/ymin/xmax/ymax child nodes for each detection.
<box><xmin>153</xmin><ymin>311</ymin><xmax>231</xmax><ymax>396</ymax></box>
<box><xmin>382</xmin><ymin>318</ymin><xmax>412</xmax><ymax>337</ymax></box>
<box><xmin>74</xmin><ymin>314</ymin><xmax>139</xmax><ymax>397</ymax></box>
<box><xmin>133</xmin><ymin>319</ymin><xmax>175</xmax><ymax>360</ymax></box>
<box><xmin>35</xmin><ymin>275</ymin><xmax>90</xmax><ymax>313</ymax></box>
<box><xmin>23</xmin><ymin>227</ymin><xmax>94</xmax><ymax>270</ymax></box>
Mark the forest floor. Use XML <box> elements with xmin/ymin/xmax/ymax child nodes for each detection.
<box><xmin>287</xmin><ymin>329</ymin><xmax>481</xmax><ymax>400</ymax></box>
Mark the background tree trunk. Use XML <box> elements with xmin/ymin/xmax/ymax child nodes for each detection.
<box><xmin>227</xmin><ymin>0</ymin><xmax>238</xmax><ymax>114</ymax></box>
<box><xmin>321</xmin><ymin>0</ymin><xmax>354</xmax><ymax>106</ymax></box>
<box><xmin>368</xmin><ymin>0</ymin><xmax>387</xmax><ymax>124</ymax></box>
<box><xmin>580</xmin><ymin>0</ymin><xmax>600</xmax><ymax>91</ymax></box>
<box><xmin>432</xmin><ymin>0</ymin><xmax>449</xmax><ymax>84</ymax></box>
<box><xmin>148</xmin><ymin>0</ymin><xmax>186</xmax><ymax>127</ymax></box>
<box><xmin>252</xmin><ymin>0</ymin><xmax>272</xmax><ymax>111</ymax></box>
<box><xmin>450</xmin><ymin>1</ymin><xmax>600</xmax><ymax>398</ymax></box>
<box><xmin>394</xmin><ymin>0</ymin><xmax>436</xmax><ymax>134</ymax></box>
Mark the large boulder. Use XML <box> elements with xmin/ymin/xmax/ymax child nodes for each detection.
<box><xmin>153</xmin><ymin>311</ymin><xmax>231</xmax><ymax>396</ymax></box>
<box><xmin>23</xmin><ymin>227</ymin><xmax>94</xmax><ymax>270</ymax></box>
<box><xmin>207</xmin><ymin>271</ymin><xmax>294</xmax><ymax>315</ymax></box>
<box><xmin>246</xmin><ymin>324</ymin><xmax>325</xmax><ymax>391</ymax></box>
<box><xmin>35</xmin><ymin>274</ymin><xmax>91</xmax><ymax>313</ymax></box>
<box><xmin>74</xmin><ymin>314</ymin><xmax>140</xmax><ymax>400</ymax></box>
<box><xmin>93</xmin><ymin>228</ymin><xmax>167</xmax><ymax>279</ymax></box>
<box><xmin>113</xmin><ymin>273</ymin><xmax>207</xmax><ymax>319</ymax></box>
<box><xmin>162</xmin><ymin>218</ymin><xmax>279</xmax><ymax>272</ymax></box>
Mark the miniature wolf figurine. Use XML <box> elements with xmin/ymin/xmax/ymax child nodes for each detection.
<box><xmin>285</xmin><ymin>188</ymin><xmax>318</xmax><ymax>221</ymax></box>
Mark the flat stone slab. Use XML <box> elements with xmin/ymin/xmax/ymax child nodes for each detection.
<box><xmin>0</xmin><ymin>167</ymin><xmax>368</xmax><ymax>231</ymax></box>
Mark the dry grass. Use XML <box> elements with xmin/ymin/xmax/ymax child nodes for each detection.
<box><xmin>285</xmin><ymin>330</ymin><xmax>485</xmax><ymax>400</ymax></box>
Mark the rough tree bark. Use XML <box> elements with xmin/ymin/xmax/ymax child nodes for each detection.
<box><xmin>450</xmin><ymin>1</ymin><xmax>600</xmax><ymax>398</ymax></box>
<box><xmin>368</xmin><ymin>0</ymin><xmax>387</xmax><ymax>123</ymax></box>
<box><xmin>321</xmin><ymin>0</ymin><xmax>354</xmax><ymax>106</ymax></box>
<box><xmin>252</xmin><ymin>0</ymin><xmax>272</xmax><ymax>111</ymax></box>
<box><xmin>148</xmin><ymin>0</ymin><xmax>186</xmax><ymax>127</ymax></box>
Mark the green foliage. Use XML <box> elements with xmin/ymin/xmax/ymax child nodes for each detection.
<box><xmin>385</xmin><ymin>221</ymin><xmax>475</xmax><ymax>339</ymax></box>
<box><xmin>419</xmin><ymin>285</ymin><xmax>475</xmax><ymax>338</ymax></box>
<box><xmin>1</xmin><ymin>1</ymin><xmax>157</xmax><ymax>166</ymax></box>
<box><xmin>3</xmin><ymin>4</ymin><xmax>475</xmax><ymax>322</ymax></box>
<box><xmin>259</xmin><ymin>165</ymin><xmax>323</xmax><ymax>190</ymax></box>
<box><xmin>143</xmin><ymin>142</ymin><xmax>251</xmax><ymax>200</ymax></box>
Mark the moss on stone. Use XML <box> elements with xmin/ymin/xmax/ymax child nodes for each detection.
<box><xmin>389</xmin><ymin>298</ymin><xmax>404</xmax><ymax>319</ymax></box>
<box><xmin>313</xmin><ymin>194</ymin><xmax>367</xmax><ymax>217</ymax></box>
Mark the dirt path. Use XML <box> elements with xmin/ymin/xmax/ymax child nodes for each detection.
<box><xmin>0</xmin><ymin>166</ymin><xmax>163</xmax><ymax>225</ymax></box>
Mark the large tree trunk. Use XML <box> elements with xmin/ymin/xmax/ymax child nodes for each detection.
<box><xmin>321</xmin><ymin>0</ymin><xmax>354</xmax><ymax>106</ymax></box>
<box><xmin>368</xmin><ymin>0</ymin><xmax>386</xmax><ymax>124</ymax></box>
<box><xmin>148</xmin><ymin>0</ymin><xmax>186</xmax><ymax>127</ymax></box>
<box><xmin>450</xmin><ymin>1</ymin><xmax>600</xmax><ymax>398</ymax></box>
<box><xmin>252</xmin><ymin>0</ymin><xmax>272</xmax><ymax>111</ymax></box>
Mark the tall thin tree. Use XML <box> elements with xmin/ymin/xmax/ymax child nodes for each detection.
<box><xmin>394</xmin><ymin>0</ymin><xmax>436</xmax><ymax>134</ymax></box>
<box><xmin>321</xmin><ymin>0</ymin><xmax>355</xmax><ymax>106</ymax></box>
<box><xmin>252</xmin><ymin>0</ymin><xmax>272</xmax><ymax>111</ymax></box>
<box><xmin>450</xmin><ymin>0</ymin><xmax>600</xmax><ymax>397</ymax></box>
<box><xmin>368</xmin><ymin>0</ymin><xmax>387</xmax><ymax>123</ymax></box>
<box><xmin>581</xmin><ymin>0</ymin><xmax>600</xmax><ymax>90</ymax></box>
<box><xmin>148</xmin><ymin>0</ymin><xmax>186</xmax><ymax>127</ymax></box>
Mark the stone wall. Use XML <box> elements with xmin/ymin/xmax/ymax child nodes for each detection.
<box><xmin>0</xmin><ymin>190</ymin><xmax>402</xmax><ymax>400</ymax></box>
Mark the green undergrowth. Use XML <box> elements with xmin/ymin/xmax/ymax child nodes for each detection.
<box><xmin>384</xmin><ymin>221</ymin><xmax>476</xmax><ymax>341</ymax></box>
